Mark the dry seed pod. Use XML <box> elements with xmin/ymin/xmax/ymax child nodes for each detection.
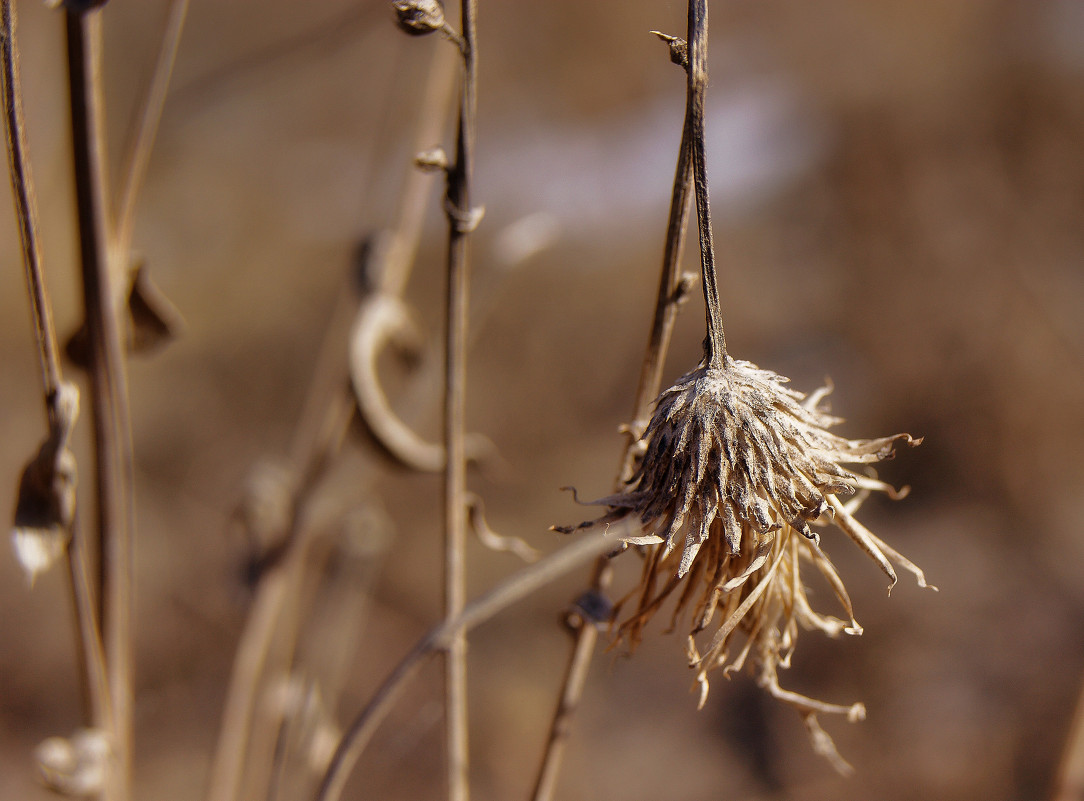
<box><xmin>11</xmin><ymin>382</ymin><xmax>79</xmax><ymax>584</ymax></box>
<box><xmin>391</xmin><ymin>0</ymin><xmax>445</xmax><ymax>36</ymax></box>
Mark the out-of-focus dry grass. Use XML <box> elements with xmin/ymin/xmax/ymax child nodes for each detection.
<box><xmin>2</xmin><ymin>2</ymin><xmax>1083</xmax><ymax>800</ymax></box>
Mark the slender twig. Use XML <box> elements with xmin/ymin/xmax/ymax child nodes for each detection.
<box><xmin>2</xmin><ymin>0</ymin><xmax>112</xmax><ymax>750</ymax></box>
<box><xmin>1</xmin><ymin>0</ymin><xmax>60</xmax><ymax>399</ymax></box>
<box><xmin>113</xmin><ymin>0</ymin><xmax>189</xmax><ymax>266</ymax></box>
<box><xmin>442</xmin><ymin>2</ymin><xmax>479</xmax><ymax>800</ymax></box>
<box><xmin>65</xmin><ymin>521</ymin><xmax>114</xmax><ymax>736</ymax></box>
<box><xmin>66</xmin><ymin>8</ymin><xmax>136</xmax><ymax>801</ymax></box>
<box><xmin>313</xmin><ymin>526</ymin><xmax>620</xmax><ymax>801</ymax></box>
<box><xmin>529</xmin><ymin>27</ymin><xmax>698</xmax><ymax>801</ymax></box>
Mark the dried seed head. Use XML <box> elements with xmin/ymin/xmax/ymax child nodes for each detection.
<box><xmin>391</xmin><ymin>0</ymin><xmax>446</xmax><ymax>36</ymax></box>
<box><xmin>562</xmin><ymin>356</ymin><xmax>929</xmax><ymax>770</ymax></box>
<box><xmin>35</xmin><ymin>728</ymin><xmax>110</xmax><ymax>796</ymax></box>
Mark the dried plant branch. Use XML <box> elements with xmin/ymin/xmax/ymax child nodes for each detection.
<box><xmin>3</xmin><ymin>1</ymin><xmax>112</xmax><ymax>779</ymax></box>
<box><xmin>2</xmin><ymin>0</ymin><xmax>61</xmax><ymax>399</ymax></box>
<box><xmin>206</xmin><ymin>388</ymin><xmax>355</xmax><ymax>801</ymax></box>
<box><xmin>113</xmin><ymin>0</ymin><xmax>189</xmax><ymax>264</ymax></box>
<box><xmin>65</xmin><ymin>7</ymin><xmax>136</xmax><ymax>799</ymax></box>
<box><xmin>346</xmin><ymin>44</ymin><xmax>460</xmax><ymax>469</ymax></box>
<box><xmin>440</xmin><ymin>1</ymin><xmax>480</xmax><ymax>798</ymax></box>
<box><xmin>530</xmin><ymin>28</ymin><xmax>696</xmax><ymax>801</ymax></box>
<box><xmin>208</xmin><ymin>44</ymin><xmax>459</xmax><ymax>801</ymax></box>
<box><xmin>314</xmin><ymin>526</ymin><xmax>621</xmax><ymax>801</ymax></box>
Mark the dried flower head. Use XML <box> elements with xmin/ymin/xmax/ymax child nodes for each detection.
<box><xmin>562</xmin><ymin>356</ymin><xmax>929</xmax><ymax>771</ymax></box>
<box><xmin>560</xmin><ymin>0</ymin><xmax>933</xmax><ymax>772</ymax></box>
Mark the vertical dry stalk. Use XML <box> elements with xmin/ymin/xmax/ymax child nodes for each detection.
<box><xmin>530</xmin><ymin>26</ymin><xmax>697</xmax><ymax>801</ymax></box>
<box><xmin>2</xmin><ymin>0</ymin><xmax>112</xmax><ymax>748</ymax></box>
<box><xmin>65</xmin><ymin>7</ymin><xmax>136</xmax><ymax>800</ymax></box>
<box><xmin>684</xmin><ymin>0</ymin><xmax>726</xmax><ymax>369</ymax></box>
<box><xmin>441</xmin><ymin>2</ymin><xmax>479</xmax><ymax>800</ymax></box>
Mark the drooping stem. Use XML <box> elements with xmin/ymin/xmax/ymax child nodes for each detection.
<box><xmin>687</xmin><ymin>0</ymin><xmax>727</xmax><ymax>369</ymax></box>
<box><xmin>442</xmin><ymin>1</ymin><xmax>478</xmax><ymax>799</ymax></box>
<box><xmin>530</xmin><ymin>26</ymin><xmax>699</xmax><ymax>801</ymax></box>
<box><xmin>66</xmin><ymin>8</ymin><xmax>136</xmax><ymax>801</ymax></box>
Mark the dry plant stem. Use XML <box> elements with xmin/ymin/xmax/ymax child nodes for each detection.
<box><xmin>205</xmin><ymin>389</ymin><xmax>355</xmax><ymax>801</ymax></box>
<box><xmin>530</xmin><ymin>33</ymin><xmax>697</xmax><ymax>801</ymax></box>
<box><xmin>113</xmin><ymin>0</ymin><xmax>189</xmax><ymax>264</ymax></box>
<box><xmin>442</xmin><ymin>2</ymin><xmax>478</xmax><ymax>800</ymax></box>
<box><xmin>686</xmin><ymin>0</ymin><xmax>727</xmax><ymax>368</ymax></box>
<box><xmin>208</xmin><ymin>46</ymin><xmax>457</xmax><ymax>801</ymax></box>
<box><xmin>314</xmin><ymin>527</ymin><xmax>618</xmax><ymax>801</ymax></box>
<box><xmin>380</xmin><ymin>43</ymin><xmax>458</xmax><ymax>298</ymax></box>
<box><xmin>65</xmin><ymin>523</ymin><xmax>113</xmax><ymax>732</ymax></box>
<box><xmin>3</xmin><ymin>0</ymin><xmax>111</xmax><ymax>745</ymax></box>
<box><xmin>66</xmin><ymin>9</ymin><xmax>136</xmax><ymax>800</ymax></box>
<box><xmin>1</xmin><ymin>0</ymin><xmax>60</xmax><ymax>398</ymax></box>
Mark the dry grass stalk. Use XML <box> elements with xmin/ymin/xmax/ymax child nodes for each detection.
<box><xmin>436</xmin><ymin>1</ymin><xmax>480</xmax><ymax>797</ymax></box>
<box><xmin>65</xmin><ymin>9</ymin><xmax>138</xmax><ymax>798</ymax></box>
<box><xmin>3</xmin><ymin>4</ymin><xmax>114</xmax><ymax>797</ymax></box>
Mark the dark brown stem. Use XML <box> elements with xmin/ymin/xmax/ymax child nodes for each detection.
<box><xmin>313</xmin><ymin>527</ymin><xmax>617</xmax><ymax>801</ymax></box>
<box><xmin>442</xmin><ymin>1</ymin><xmax>478</xmax><ymax>798</ymax></box>
<box><xmin>530</xmin><ymin>26</ymin><xmax>700</xmax><ymax>801</ymax></box>
<box><xmin>66</xmin><ymin>9</ymin><xmax>136</xmax><ymax>801</ymax></box>
<box><xmin>687</xmin><ymin>0</ymin><xmax>727</xmax><ymax>369</ymax></box>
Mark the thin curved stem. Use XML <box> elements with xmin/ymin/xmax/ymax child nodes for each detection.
<box><xmin>113</xmin><ymin>0</ymin><xmax>189</xmax><ymax>264</ymax></box>
<box><xmin>1</xmin><ymin>0</ymin><xmax>61</xmax><ymax>399</ymax></box>
<box><xmin>314</xmin><ymin>528</ymin><xmax>617</xmax><ymax>801</ymax></box>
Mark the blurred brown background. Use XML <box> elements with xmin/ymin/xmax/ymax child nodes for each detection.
<box><xmin>2</xmin><ymin>1</ymin><xmax>1083</xmax><ymax>799</ymax></box>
